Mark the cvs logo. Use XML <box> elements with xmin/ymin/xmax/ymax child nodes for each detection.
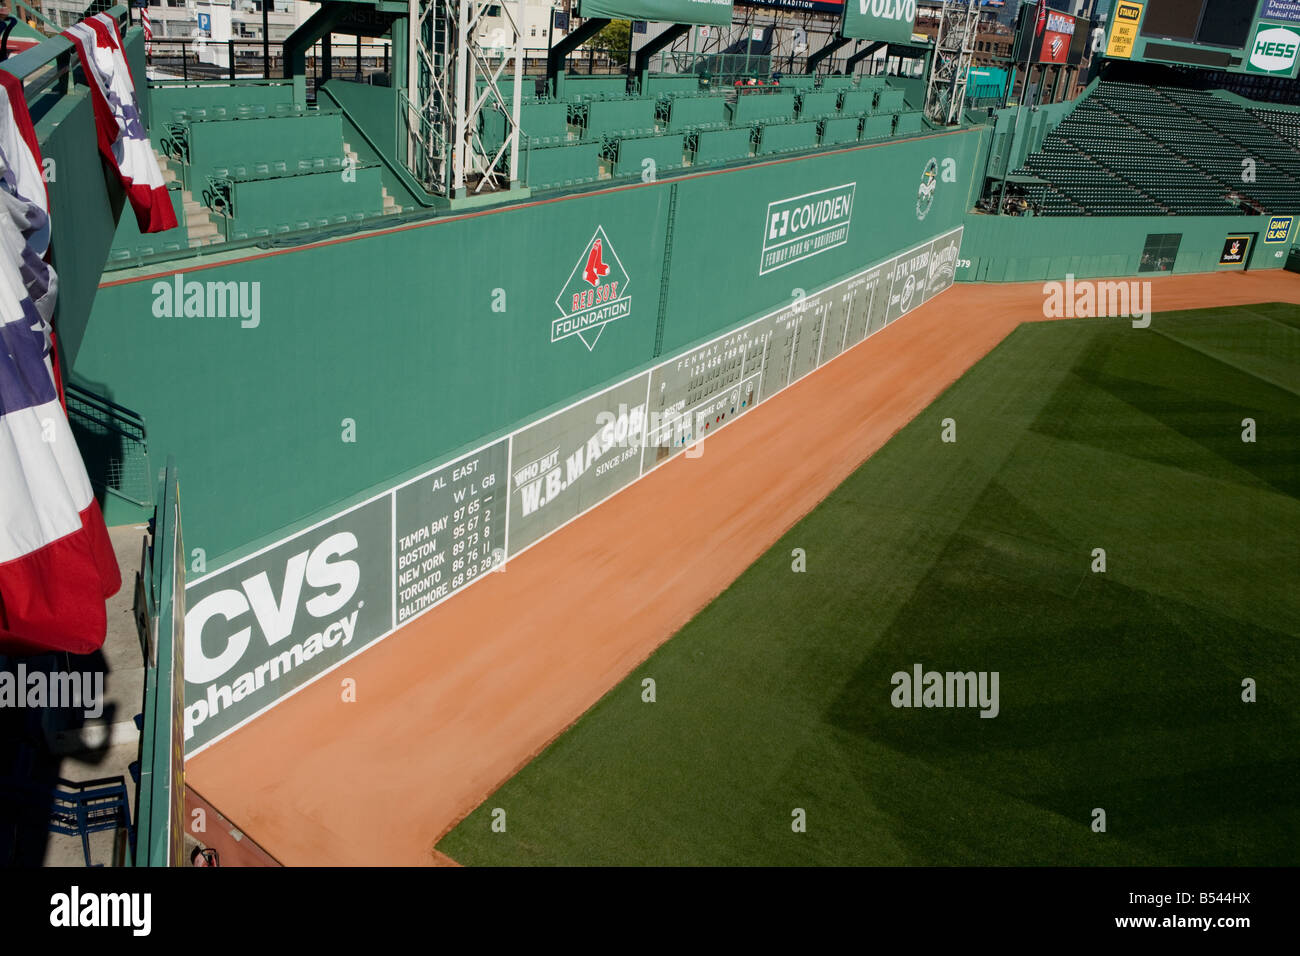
<box><xmin>185</xmin><ymin>532</ymin><xmax>361</xmax><ymax>684</ymax></box>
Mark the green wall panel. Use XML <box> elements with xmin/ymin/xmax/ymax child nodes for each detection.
<box><xmin>956</xmin><ymin>212</ymin><xmax>1300</xmax><ymax>282</ymax></box>
<box><xmin>75</xmin><ymin>187</ymin><xmax>673</xmax><ymax>566</ymax></box>
<box><xmin>662</xmin><ymin>128</ymin><xmax>981</xmax><ymax>355</ymax></box>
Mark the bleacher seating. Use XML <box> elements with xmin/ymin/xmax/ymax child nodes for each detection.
<box><xmin>661</xmin><ymin>94</ymin><xmax>729</xmax><ymax>131</ymax></box>
<box><xmin>776</xmin><ymin>75</ymin><xmax>817</xmax><ymax>90</ymax></box>
<box><xmin>183</xmin><ymin>111</ymin><xmax>346</xmax><ymax>184</ymax></box>
<box><xmin>861</xmin><ymin>113</ymin><xmax>894</xmax><ymax>140</ymax></box>
<box><xmin>1251</xmin><ymin>107</ymin><xmax>1300</xmax><ymax>149</ymax></box>
<box><xmin>876</xmin><ymin>88</ymin><xmax>906</xmax><ymax>112</ymax></box>
<box><xmin>839</xmin><ymin>89</ymin><xmax>876</xmax><ymax>115</ymax></box>
<box><xmin>820</xmin><ymin>75</ymin><xmax>859</xmax><ymax>90</ymax></box>
<box><xmin>108</xmin><ymin>187</ymin><xmax>188</xmax><ymax>261</ymax></box>
<box><xmin>690</xmin><ymin>127</ymin><xmax>753</xmax><ymax>165</ymax></box>
<box><xmin>150</xmin><ymin>81</ymin><xmax>295</xmax><ymax>126</ymax></box>
<box><xmin>1013</xmin><ymin>79</ymin><xmax>1300</xmax><ymax>217</ymax></box>
<box><xmin>224</xmin><ymin>165</ymin><xmax>385</xmax><ymax>239</ymax></box>
<box><xmin>437</xmin><ymin>71</ymin><xmax>930</xmax><ymax>193</ymax></box>
<box><xmin>562</xmin><ymin>75</ymin><xmax>630</xmax><ymax>100</ymax></box>
<box><xmin>581</xmin><ymin>97</ymin><xmax>659</xmax><ymax>139</ymax></box>
<box><xmin>756</xmin><ymin>120</ymin><xmax>819</xmax><ymax>155</ymax></box>
<box><xmin>821</xmin><ymin>116</ymin><xmax>862</xmax><ymax>146</ymax></box>
<box><xmin>894</xmin><ymin>111</ymin><xmax>926</xmax><ymax>136</ymax></box>
<box><xmin>522</xmin><ymin>141</ymin><xmax>602</xmax><ymax>190</ymax></box>
<box><xmin>729</xmin><ymin>89</ymin><xmax>796</xmax><ymax>126</ymax></box>
<box><xmin>162</xmin><ymin>92</ymin><xmax>393</xmax><ymax>245</ymax></box>
<box><xmin>609</xmin><ymin>133</ymin><xmax>686</xmax><ymax>178</ymax></box>
<box><xmin>642</xmin><ymin>74</ymin><xmax>704</xmax><ymax>96</ymax></box>
<box><xmin>797</xmin><ymin>90</ymin><xmax>840</xmax><ymax>119</ymax></box>
<box><xmin>481</xmin><ymin>101</ymin><xmax>570</xmax><ymax>149</ymax></box>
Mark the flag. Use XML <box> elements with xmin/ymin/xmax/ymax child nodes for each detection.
<box><xmin>62</xmin><ymin>13</ymin><xmax>175</xmax><ymax>233</ymax></box>
<box><xmin>139</xmin><ymin>3</ymin><xmax>153</xmax><ymax>54</ymax></box>
<box><xmin>0</xmin><ymin>68</ymin><xmax>121</xmax><ymax>657</ymax></box>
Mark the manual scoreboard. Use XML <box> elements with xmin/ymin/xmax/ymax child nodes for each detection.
<box><xmin>1104</xmin><ymin>0</ymin><xmax>1300</xmax><ymax>78</ymax></box>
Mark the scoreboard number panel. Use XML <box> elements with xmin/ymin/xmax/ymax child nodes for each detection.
<box><xmin>866</xmin><ymin>262</ymin><xmax>894</xmax><ymax>336</ymax></box>
<box><xmin>790</xmin><ymin>298</ymin><xmax>828</xmax><ymax>383</ymax></box>
<box><xmin>393</xmin><ymin>439</ymin><xmax>510</xmax><ymax>625</ymax></box>
<box><xmin>818</xmin><ymin>284</ymin><xmax>855</xmax><ymax>365</ymax></box>
<box><xmin>645</xmin><ymin>320</ymin><xmax>770</xmax><ymax>469</ymax></box>
<box><xmin>760</xmin><ymin>307</ymin><xmax>801</xmax><ymax>400</ymax></box>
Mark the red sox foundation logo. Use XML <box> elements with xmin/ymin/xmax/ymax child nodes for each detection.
<box><xmin>553</xmin><ymin>226</ymin><xmax>632</xmax><ymax>351</ymax></box>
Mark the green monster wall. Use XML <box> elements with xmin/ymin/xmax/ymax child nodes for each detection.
<box><xmin>70</xmin><ymin>125</ymin><xmax>980</xmax><ymax>752</ymax></box>
<box><xmin>74</xmin><ymin>127</ymin><xmax>983</xmax><ymax>567</ymax></box>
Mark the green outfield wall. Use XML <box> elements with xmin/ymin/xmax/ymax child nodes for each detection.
<box><xmin>74</xmin><ymin>128</ymin><xmax>982</xmax><ymax>559</ymax></box>
<box><xmin>956</xmin><ymin>211</ymin><xmax>1299</xmax><ymax>282</ymax></box>
<box><xmin>169</xmin><ymin>223</ymin><xmax>962</xmax><ymax>753</ymax></box>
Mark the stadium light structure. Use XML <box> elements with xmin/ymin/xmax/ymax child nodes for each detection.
<box><xmin>405</xmin><ymin>0</ymin><xmax>526</xmax><ymax>200</ymax></box>
<box><xmin>924</xmin><ymin>0</ymin><xmax>981</xmax><ymax>126</ymax></box>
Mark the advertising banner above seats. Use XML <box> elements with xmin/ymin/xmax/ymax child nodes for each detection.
<box><xmin>738</xmin><ymin>0</ymin><xmax>844</xmax><ymax>16</ymax></box>
<box><xmin>840</xmin><ymin>0</ymin><xmax>920</xmax><ymax>45</ymax></box>
<box><xmin>577</xmin><ymin>0</ymin><xmax>733</xmax><ymax>26</ymax></box>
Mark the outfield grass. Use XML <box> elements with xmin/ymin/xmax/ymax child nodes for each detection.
<box><xmin>439</xmin><ymin>304</ymin><xmax>1300</xmax><ymax>866</ymax></box>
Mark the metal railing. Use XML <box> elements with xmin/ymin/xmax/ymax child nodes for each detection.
<box><xmin>142</xmin><ymin>37</ymin><xmax>391</xmax><ymax>90</ymax></box>
<box><xmin>133</xmin><ymin>457</ymin><xmax>185</xmax><ymax>867</ymax></box>
<box><xmin>64</xmin><ymin>383</ymin><xmax>152</xmax><ymax>508</ymax></box>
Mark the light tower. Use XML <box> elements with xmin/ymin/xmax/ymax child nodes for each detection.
<box><xmin>923</xmin><ymin>0</ymin><xmax>980</xmax><ymax>127</ymax></box>
<box><xmin>405</xmin><ymin>0</ymin><xmax>527</xmax><ymax>201</ymax></box>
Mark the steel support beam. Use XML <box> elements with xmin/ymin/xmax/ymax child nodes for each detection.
<box><xmin>806</xmin><ymin>34</ymin><xmax>850</xmax><ymax>74</ymax></box>
<box><xmin>844</xmin><ymin>40</ymin><xmax>884</xmax><ymax>75</ymax></box>
<box><xmin>634</xmin><ymin>22</ymin><xmax>690</xmax><ymax>89</ymax></box>
<box><xmin>547</xmin><ymin>17</ymin><xmax>610</xmax><ymax>98</ymax></box>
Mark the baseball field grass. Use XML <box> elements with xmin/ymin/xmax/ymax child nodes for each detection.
<box><xmin>438</xmin><ymin>303</ymin><xmax>1300</xmax><ymax>866</ymax></box>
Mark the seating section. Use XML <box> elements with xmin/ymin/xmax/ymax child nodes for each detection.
<box><xmin>776</xmin><ymin>75</ymin><xmax>817</xmax><ymax>90</ymax></box>
<box><xmin>563</xmin><ymin>75</ymin><xmax>630</xmax><ymax>99</ymax></box>
<box><xmin>1014</xmin><ymin>79</ymin><xmax>1300</xmax><ymax>217</ymax></box>
<box><xmin>690</xmin><ymin>127</ymin><xmax>754</xmax><ymax>166</ymax></box>
<box><xmin>161</xmin><ymin>91</ymin><xmax>393</xmax><ymax>243</ymax></box>
<box><xmin>582</xmin><ymin>97</ymin><xmax>659</xmax><ymax>139</ymax></box>
<box><xmin>662</xmin><ymin>94</ymin><xmax>729</xmax><ymax>131</ymax></box>
<box><xmin>485</xmin><ymin>73</ymin><xmax>926</xmax><ymax>191</ymax></box>
<box><xmin>107</xmin><ymin>187</ymin><xmax>188</xmax><ymax>262</ymax></box>
<box><xmin>875</xmin><ymin>88</ymin><xmax>906</xmax><ymax>113</ymax></box>
<box><xmin>185</xmin><ymin>112</ymin><xmax>345</xmax><ymax>183</ymax></box>
<box><xmin>609</xmin><ymin>133</ymin><xmax>686</xmax><ymax>178</ymax></box>
<box><xmin>757</xmin><ymin>120</ymin><xmax>819</xmax><ymax>155</ymax></box>
<box><xmin>1251</xmin><ymin>108</ymin><xmax>1300</xmax><ymax>149</ymax></box>
<box><xmin>642</xmin><ymin>74</ymin><xmax>702</xmax><ymax>96</ymax></box>
<box><xmin>821</xmin><ymin>116</ymin><xmax>862</xmax><ymax>146</ymax></box>
<box><xmin>481</xmin><ymin>101</ymin><xmax>570</xmax><ymax>149</ymax></box>
<box><xmin>150</xmin><ymin>81</ymin><xmax>296</xmax><ymax>137</ymax></box>
<box><xmin>861</xmin><ymin>113</ymin><xmax>894</xmax><ymax>140</ymax></box>
<box><xmin>730</xmin><ymin>89</ymin><xmax>796</xmax><ymax>126</ymax></box>
<box><xmin>522</xmin><ymin>142</ymin><xmax>603</xmax><ymax>191</ymax></box>
<box><xmin>839</xmin><ymin>89</ymin><xmax>876</xmax><ymax>115</ymax></box>
<box><xmin>894</xmin><ymin>111</ymin><xmax>925</xmax><ymax>136</ymax></box>
<box><xmin>225</xmin><ymin>166</ymin><xmax>385</xmax><ymax>239</ymax></box>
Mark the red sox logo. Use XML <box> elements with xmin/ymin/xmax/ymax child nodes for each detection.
<box><xmin>553</xmin><ymin>227</ymin><xmax>632</xmax><ymax>351</ymax></box>
<box><xmin>584</xmin><ymin>239</ymin><xmax>610</xmax><ymax>286</ymax></box>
